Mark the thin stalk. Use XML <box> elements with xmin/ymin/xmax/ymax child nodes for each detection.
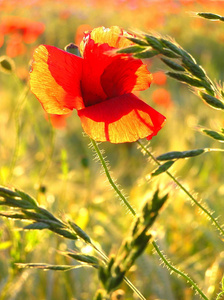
<box><xmin>137</xmin><ymin>141</ymin><xmax>224</xmax><ymax>237</ymax></box>
<box><xmin>91</xmin><ymin>138</ymin><xmax>207</xmax><ymax>299</ymax></box>
<box><xmin>152</xmin><ymin>241</ymin><xmax>208</xmax><ymax>300</ymax></box>
<box><xmin>90</xmin><ymin>139</ymin><xmax>136</xmax><ymax>216</ymax></box>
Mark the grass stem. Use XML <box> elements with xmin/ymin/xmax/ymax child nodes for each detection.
<box><xmin>91</xmin><ymin>138</ymin><xmax>208</xmax><ymax>299</ymax></box>
<box><xmin>137</xmin><ymin>140</ymin><xmax>224</xmax><ymax>237</ymax></box>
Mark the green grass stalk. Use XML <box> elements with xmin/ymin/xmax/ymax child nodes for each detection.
<box><xmin>137</xmin><ymin>141</ymin><xmax>224</xmax><ymax>237</ymax></box>
<box><xmin>90</xmin><ymin>138</ymin><xmax>208</xmax><ymax>300</ymax></box>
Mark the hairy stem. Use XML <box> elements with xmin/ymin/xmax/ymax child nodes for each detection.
<box><xmin>90</xmin><ymin>139</ymin><xmax>148</xmax><ymax>299</ymax></box>
<box><xmin>91</xmin><ymin>138</ymin><xmax>207</xmax><ymax>299</ymax></box>
<box><xmin>90</xmin><ymin>139</ymin><xmax>136</xmax><ymax>216</ymax></box>
<box><xmin>152</xmin><ymin>241</ymin><xmax>208</xmax><ymax>300</ymax></box>
<box><xmin>137</xmin><ymin>141</ymin><xmax>224</xmax><ymax>237</ymax></box>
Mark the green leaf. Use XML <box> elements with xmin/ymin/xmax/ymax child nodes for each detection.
<box><xmin>36</xmin><ymin>207</ymin><xmax>64</xmax><ymax>224</ymax></box>
<box><xmin>156</xmin><ymin>149</ymin><xmax>206</xmax><ymax>161</ymax></box>
<box><xmin>15</xmin><ymin>189</ymin><xmax>38</xmax><ymax>207</ymax></box>
<box><xmin>182</xmin><ymin>56</ymin><xmax>206</xmax><ymax>78</ymax></box>
<box><xmin>16</xmin><ymin>263</ymin><xmax>82</xmax><ymax>271</ymax></box>
<box><xmin>22</xmin><ymin>210</ymin><xmax>47</xmax><ymax>220</ymax></box>
<box><xmin>160</xmin><ymin>48</ymin><xmax>179</xmax><ymax>58</ymax></box>
<box><xmin>151</xmin><ymin>161</ymin><xmax>175</xmax><ymax>176</ymax></box>
<box><xmin>134</xmin><ymin>49</ymin><xmax>158</xmax><ymax>59</ymax></box>
<box><xmin>160</xmin><ymin>38</ymin><xmax>183</xmax><ymax>55</ymax></box>
<box><xmin>0</xmin><ymin>212</ymin><xmax>28</xmax><ymax>220</ymax></box>
<box><xmin>117</xmin><ymin>45</ymin><xmax>145</xmax><ymax>54</ymax></box>
<box><xmin>0</xmin><ymin>186</ymin><xmax>17</xmax><ymax>198</ymax></box>
<box><xmin>24</xmin><ymin>222</ymin><xmax>51</xmax><ymax>230</ymax></box>
<box><xmin>167</xmin><ymin>72</ymin><xmax>205</xmax><ymax>88</ymax></box>
<box><xmin>68</xmin><ymin>221</ymin><xmax>91</xmax><ymax>244</ymax></box>
<box><xmin>197</xmin><ymin>12</ymin><xmax>224</xmax><ymax>21</ymax></box>
<box><xmin>199</xmin><ymin>92</ymin><xmax>224</xmax><ymax>110</ymax></box>
<box><xmin>202</xmin><ymin>129</ymin><xmax>224</xmax><ymax>142</ymax></box>
<box><xmin>50</xmin><ymin>228</ymin><xmax>78</xmax><ymax>240</ymax></box>
<box><xmin>66</xmin><ymin>252</ymin><xmax>99</xmax><ymax>266</ymax></box>
<box><xmin>161</xmin><ymin>57</ymin><xmax>185</xmax><ymax>72</ymax></box>
<box><xmin>0</xmin><ymin>198</ymin><xmax>34</xmax><ymax>209</ymax></box>
<box><xmin>127</xmin><ymin>36</ymin><xmax>149</xmax><ymax>46</ymax></box>
<box><xmin>144</xmin><ymin>35</ymin><xmax>163</xmax><ymax>51</ymax></box>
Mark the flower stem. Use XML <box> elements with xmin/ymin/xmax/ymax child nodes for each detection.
<box><xmin>137</xmin><ymin>140</ymin><xmax>224</xmax><ymax>237</ymax></box>
<box><xmin>90</xmin><ymin>138</ymin><xmax>207</xmax><ymax>299</ymax></box>
<box><xmin>90</xmin><ymin>139</ymin><xmax>136</xmax><ymax>216</ymax></box>
<box><xmin>152</xmin><ymin>241</ymin><xmax>208</xmax><ymax>300</ymax></box>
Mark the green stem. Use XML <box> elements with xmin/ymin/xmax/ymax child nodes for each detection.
<box><xmin>90</xmin><ymin>139</ymin><xmax>136</xmax><ymax>216</ymax></box>
<box><xmin>91</xmin><ymin>138</ymin><xmax>207</xmax><ymax>299</ymax></box>
<box><xmin>137</xmin><ymin>141</ymin><xmax>224</xmax><ymax>237</ymax></box>
<box><xmin>152</xmin><ymin>241</ymin><xmax>208</xmax><ymax>300</ymax></box>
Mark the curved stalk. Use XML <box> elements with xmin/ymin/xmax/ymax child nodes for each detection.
<box><xmin>90</xmin><ymin>139</ymin><xmax>136</xmax><ymax>216</ymax></box>
<box><xmin>137</xmin><ymin>140</ymin><xmax>224</xmax><ymax>237</ymax></box>
<box><xmin>91</xmin><ymin>138</ymin><xmax>208</xmax><ymax>300</ymax></box>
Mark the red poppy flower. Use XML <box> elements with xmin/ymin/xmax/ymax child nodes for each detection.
<box><xmin>6</xmin><ymin>34</ymin><xmax>26</xmax><ymax>57</ymax></box>
<box><xmin>152</xmin><ymin>71</ymin><xmax>167</xmax><ymax>86</ymax></box>
<box><xmin>0</xmin><ymin>16</ymin><xmax>45</xmax><ymax>57</ymax></box>
<box><xmin>30</xmin><ymin>26</ymin><xmax>166</xmax><ymax>143</ymax></box>
<box><xmin>0</xmin><ymin>16</ymin><xmax>45</xmax><ymax>44</ymax></box>
<box><xmin>152</xmin><ymin>88</ymin><xmax>173</xmax><ymax>109</ymax></box>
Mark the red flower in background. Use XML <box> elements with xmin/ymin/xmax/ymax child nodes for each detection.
<box><xmin>0</xmin><ymin>16</ymin><xmax>45</xmax><ymax>57</ymax></box>
<box><xmin>6</xmin><ymin>34</ymin><xmax>26</xmax><ymax>57</ymax></box>
<box><xmin>30</xmin><ymin>26</ymin><xmax>165</xmax><ymax>143</ymax></box>
<box><xmin>152</xmin><ymin>88</ymin><xmax>173</xmax><ymax>109</ymax></box>
<box><xmin>152</xmin><ymin>71</ymin><xmax>167</xmax><ymax>86</ymax></box>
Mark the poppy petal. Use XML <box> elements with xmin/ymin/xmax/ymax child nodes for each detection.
<box><xmin>81</xmin><ymin>39</ymin><xmax>118</xmax><ymax>106</ymax></box>
<box><xmin>78</xmin><ymin>93</ymin><xmax>166</xmax><ymax>143</ymax></box>
<box><xmin>30</xmin><ymin>45</ymin><xmax>84</xmax><ymax>114</ymax></box>
<box><xmin>101</xmin><ymin>55</ymin><xmax>152</xmax><ymax>98</ymax></box>
<box><xmin>79</xmin><ymin>26</ymin><xmax>133</xmax><ymax>55</ymax></box>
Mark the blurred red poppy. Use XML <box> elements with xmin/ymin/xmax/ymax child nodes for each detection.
<box><xmin>152</xmin><ymin>88</ymin><xmax>173</xmax><ymax>109</ymax></box>
<box><xmin>0</xmin><ymin>16</ymin><xmax>45</xmax><ymax>43</ymax></box>
<box><xmin>30</xmin><ymin>26</ymin><xmax>165</xmax><ymax>143</ymax></box>
<box><xmin>0</xmin><ymin>16</ymin><xmax>45</xmax><ymax>57</ymax></box>
<box><xmin>6</xmin><ymin>34</ymin><xmax>26</xmax><ymax>57</ymax></box>
<box><xmin>152</xmin><ymin>71</ymin><xmax>167</xmax><ymax>86</ymax></box>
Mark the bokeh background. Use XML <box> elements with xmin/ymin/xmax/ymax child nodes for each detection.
<box><xmin>0</xmin><ymin>0</ymin><xmax>224</xmax><ymax>299</ymax></box>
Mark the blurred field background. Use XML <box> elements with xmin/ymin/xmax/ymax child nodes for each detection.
<box><xmin>0</xmin><ymin>0</ymin><xmax>224</xmax><ymax>299</ymax></box>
